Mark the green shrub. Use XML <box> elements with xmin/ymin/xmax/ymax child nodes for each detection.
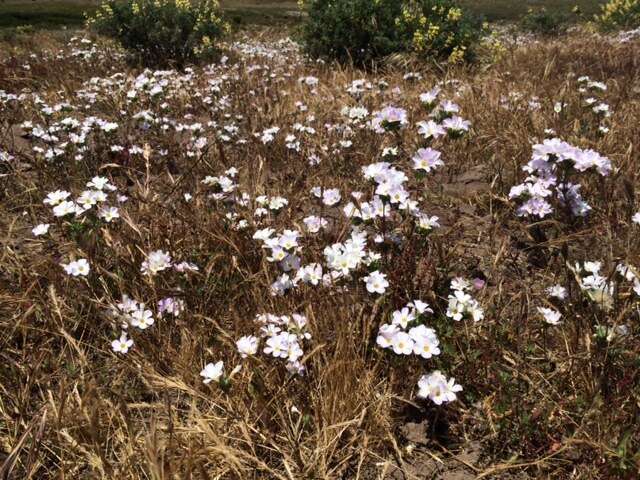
<box><xmin>595</xmin><ymin>0</ymin><xmax>640</xmax><ymax>30</ymax></box>
<box><xmin>0</xmin><ymin>25</ymin><xmax>37</xmax><ymax>44</ymax></box>
<box><xmin>0</xmin><ymin>28</ymin><xmax>18</xmax><ymax>43</ymax></box>
<box><xmin>520</xmin><ymin>8</ymin><xmax>569</xmax><ymax>36</ymax></box>
<box><xmin>87</xmin><ymin>0</ymin><xmax>229</xmax><ymax>68</ymax></box>
<box><xmin>300</xmin><ymin>0</ymin><xmax>483</xmax><ymax>66</ymax></box>
<box><xmin>300</xmin><ymin>0</ymin><xmax>402</xmax><ymax>65</ymax></box>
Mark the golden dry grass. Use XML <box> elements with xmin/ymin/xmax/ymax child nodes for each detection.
<box><xmin>1</xmin><ymin>27</ymin><xmax>640</xmax><ymax>479</ymax></box>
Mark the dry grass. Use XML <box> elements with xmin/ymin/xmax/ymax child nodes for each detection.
<box><xmin>1</xmin><ymin>27</ymin><xmax>640</xmax><ymax>479</ymax></box>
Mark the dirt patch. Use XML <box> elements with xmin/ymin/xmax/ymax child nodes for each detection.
<box><xmin>441</xmin><ymin>164</ymin><xmax>492</xmax><ymax>200</ymax></box>
<box><xmin>356</xmin><ymin>421</ymin><xmax>532</xmax><ymax>480</ymax></box>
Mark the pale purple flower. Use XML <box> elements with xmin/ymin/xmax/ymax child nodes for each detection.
<box><xmin>412</xmin><ymin>148</ymin><xmax>443</xmax><ymax>173</ymax></box>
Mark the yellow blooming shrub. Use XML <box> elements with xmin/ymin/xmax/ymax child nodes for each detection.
<box><xmin>87</xmin><ymin>0</ymin><xmax>228</xmax><ymax>67</ymax></box>
<box><xmin>479</xmin><ymin>29</ymin><xmax>507</xmax><ymax>63</ymax></box>
<box><xmin>302</xmin><ymin>0</ymin><xmax>483</xmax><ymax>65</ymax></box>
<box><xmin>595</xmin><ymin>0</ymin><xmax>640</xmax><ymax>30</ymax></box>
<box><xmin>394</xmin><ymin>0</ymin><xmax>484</xmax><ymax>63</ymax></box>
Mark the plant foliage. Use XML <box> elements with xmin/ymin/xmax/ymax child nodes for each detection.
<box><xmin>87</xmin><ymin>0</ymin><xmax>228</xmax><ymax>67</ymax></box>
<box><xmin>300</xmin><ymin>0</ymin><xmax>483</xmax><ymax>65</ymax></box>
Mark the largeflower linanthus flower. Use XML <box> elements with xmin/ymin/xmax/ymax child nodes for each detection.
<box><xmin>417</xmin><ymin>371</ymin><xmax>462</xmax><ymax>405</ymax></box>
<box><xmin>200</xmin><ymin>361</ymin><xmax>224</xmax><ymax>384</ymax></box>
<box><xmin>363</xmin><ymin>270</ymin><xmax>389</xmax><ymax>294</ymax></box>
<box><xmin>62</xmin><ymin>258</ymin><xmax>90</xmax><ymax>276</ymax></box>
<box><xmin>111</xmin><ymin>332</ymin><xmax>133</xmax><ymax>353</ymax></box>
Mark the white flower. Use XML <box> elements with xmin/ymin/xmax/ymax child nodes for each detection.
<box><xmin>412</xmin><ymin>336</ymin><xmax>441</xmax><ymax>359</ymax></box>
<box><xmin>76</xmin><ymin>190</ymin><xmax>100</xmax><ymax>209</ymax></box>
<box><xmin>268</xmin><ymin>196</ymin><xmax>288</xmax><ymax>211</ymax></box>
<box><xmin>419</xmin><ymin>87</ymin><xmax>440</xmax><ymax>105</ymax></box>
<box><xmin>98</xmin><ymin>206</ymin><xmax>119</xmax><ymax>222</ymax></box>
<box><xmin>382</xmin><ymin>146</ymin><xmax>398</xmax><ymax>157</ymax></box>
<box><xmin>236</xmin><ymin>335</ymin><xmax>259</xmax><ymax>358</ymax></box>
<box><xmin>267</xmin><ymin>246</ymin><xmax>287</xmax><ymax>263</ymax></box>
<box><xmin>391</xmin><ymin>331</ymin><xmax>414</xmax><ymax>355</ymax></box>
<box><xmin>376</xmin><ymin>323</ymin><xmax>399</xmax><ymax>349</ymax></box>
<box><xmin>286</xmin><ymin>336</ymin><xmax>304</xmax><ymax>362</ymax></box>
<box><xmin>468</xmin><ymin>303</ymin><xmax>484</xmax><ymax>322</ymax></box>
<box><xmin>440</xmin><ymin>100</ymin><xmax>460</xmax><ymax>114</ymax></box>
<box><xmin>111</xmin><ymin>332</ymin><xmax>133</xmax><ymax>353</ymax></box>
<box><xmin>253</xmin><ymin>228</ymin><xmax>275</xmax><ymax>241</ymax></box>
<box><xmin>363</xmin><ymin>270</ymin><xmax>389</xmax><ymax>294</ymax></box>
<box><xmin>157</xmin><ymin>297</ymin><xmax>184</xmax><ymax>316</ymax></box>
<box><xmin>43</xmin><ymin>190</ymin><xmax>71</xmax><ymax>205</ymax></box>
<box><xmin>410</xmin><ymin>300</ymin><xmax>433</xmax><ymax>315</ymax></box>
<box><xmin>391</xmin><ymin>307</ymin><xmax>415</xmax><ymax>329</ymax></box>
<box><xmin>303</xmin><ymin>216</ymin><xmax>328</xmax><ymax>233</ymax></box>
<box><xmin>32</xmin><ymin>223</ymin><xmax>50</xmax><ymax>236</ymax></box>
<box><xmin>537</xmin><ymin>307</ymin><xmax>562</xmax><ymax>325</ymax></box>
<box><xmin>200</xmin><ymin>361</ymin><xmax>224</xmax><ymax>384</ymax></box>
<box><xmin>546</xmin><ymin>284</ymin><xmax>567</xmax><ymax>300</ymax></box>
<box><xmin>278</xmin><ymin>229</ymin><xmax>300</xmax><ymax>250</ymax></box>
<box><xmin>446</xmin><ymin>290</ymin><xmax>471</xmax><ymax>321</ymax></box>
<box><xmin>62</xmin><ymin>258</ymin><xmax>90</xmax><ymax>276</ymax></box>
<box><xmin>412</xmin><ymin>148</ymin><xmax>443</xmax><ymax>173</ymax></box>
<box><xmin>442</xmin><ymin>116</ymin><xmax>470</xmax><ymax>133</ymax></box>
<box><xmin>296</xmin><ymin>263</ymin><xmax>323</xmax><ymax>285</ymax></box>
<box><xmin>417</xmin><ymin>371</ymin><xmax>462</xmax><ymax>405</ymax></box>
<box><xmin>270</xmin><ymin>274</ymin><xmax>294</xmax><ymax>296</ymax></box>
<box><xmin>117</xmin><ymin>294</ymin><xmax>139</xmax><ymax>314</ymax></box>
<box><xmin>87</xmin><ymin>176</ymin><xmax>111</xmax><ymax>190</ymax></box>
<box><xmin>264</xmin><ymin>332</ymin><xmax>291</xmax><ymax>358</ymax></box>
<box><xmin>130</xmin><ymin>308</ymin><xmax>154</xmax><ymax>329</ymax></box>
<box><xmin>101</xmin><ymin>122</ymin><xmax>118</xmax><ymax>133</ymax></box>
<box><xmin>322</xmin><ymin>188</ymin><xmax>341</xmax><ymax>206</ymax></box>
<box><xmin>416</xmin><ymin>214</ymin><xmax>440</xmax><ymax>231</ymax></box>
<box><xmin>633</xmin><ymin>212</ymin><xmax>640</xmax><ymax>225</ymax></box>
<box><xmin>174</xmin><ymin>261</ymin><xmax>199</xmax><ymax>273</ymax></box>
<box><xmin>451</xmin><ymin>277</ymin><xmax>471</xmax><ymax>291</ymax></box>
<box><xmin>299</xmin><ymin>75</ymin><xmax>318</xmax><ymax>86</ymax></box>
<box><xmin>141</xmin><ymin>250</ymin><xmax>172</xmax><ymax>275</ymax></box>
<box><xmin>416</xmin><ymin>120</ymin><xmax>445</xmax><ymax>139</ymax></box>
<box><xmin>616</xmin><ymin>263</ymin><xmax>637</xmax><ymax>282</ymax></box>
<box><xmin>53</xmin><ymin>200</ymin><xmax>77</xmax><ymax>217</ymax></box>
<box><xmin>583</xmin><ymin>261</ymin><xmax>602</xmax><ymax>274</ymax></box>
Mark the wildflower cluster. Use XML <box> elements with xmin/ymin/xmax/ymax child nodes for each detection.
<box><xmin>43</xmin><ymin>176</ymin><xmax>120</xmax><ymax>220</ymax></box>
<box><xmin>509</xmin><ymin>138</ymin><xmax>612</xmax><ymax>218</ymax></box>
<box><xmin>446</xmin><ymin>278</ymin><xmax>484</xmax><ymax>322</ymax></box>
<box><xmin>251</xmin><ymin>313</ymin><xmax>312</xmax><ymax>375</ymax></box>
<box><xmin>376</xmin><ymin>301</ymin><xmax>439</xmax><ymax>358</ymax></box>
<box><xmin>5</xmin><ymin>28</ymin><xmax>640</xmax><ymax>477</ymax></box>
<box><xmin>573</xmin><ymin>260</ymin><xmax>615</xmax><ymax>309</ymax></box>
<box><xmin>576</xmin><ymin>76</ymin><xmax>612</xmax><ymax>135</ymax></box>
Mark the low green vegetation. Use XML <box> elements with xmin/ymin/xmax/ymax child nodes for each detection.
<box><xmin>0</xmin><ymin>1</ymin><xmax>97</xmax><ymax>28</ymax></box>
<box><xmin>0</xmin><ymin>0</ymin><xmax>609</xmax><ymax>30</ymax></box>
<box><xmin>520</xmin><ymin>8</ymin><xmax>572</xmax><ymax>36</ymax></box>
<box><xmin>222</xmin><ymin>5</ymin><xmax>302</xmax><ymax>27</ymax></box>
<box><xmin>459</xmin><ymin>0</ymin><xmax>604</xmax><ymax>22</ymax></box>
